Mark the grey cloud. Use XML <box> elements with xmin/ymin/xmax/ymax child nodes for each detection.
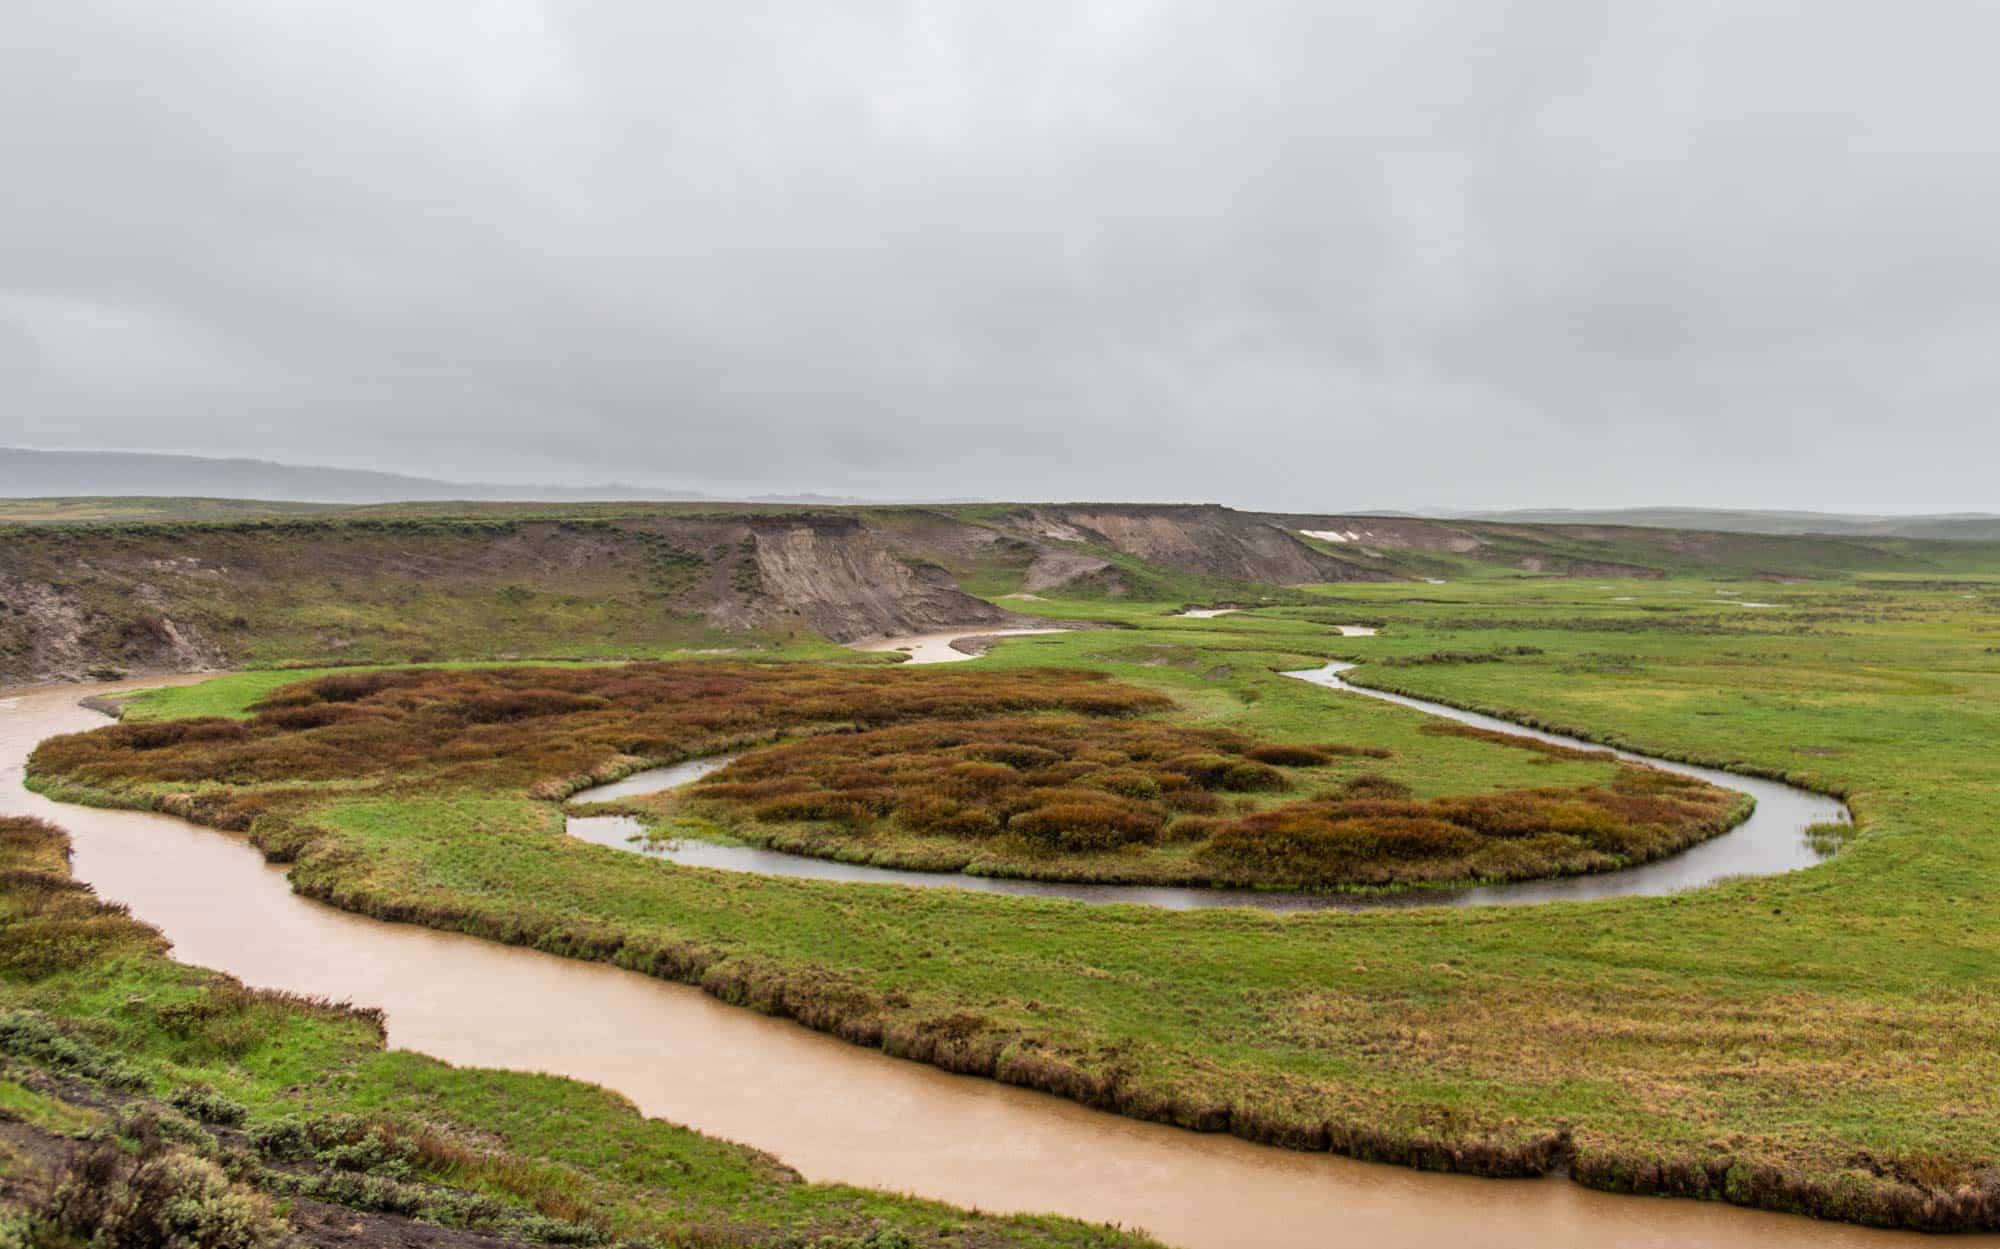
<box><xmin>3</xmin><ymin>1</ymin><xmax>1997</xmax><ymax>509</ymax></box>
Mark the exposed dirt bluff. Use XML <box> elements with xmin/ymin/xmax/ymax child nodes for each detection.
<box><xmin>0</xmin><ymin>514</ymin><xmax>1022</xmax><ymax>685</ymax></box>
<box><xmin>1018</xmin><ymin>505</ymin><xmax>1381</xmax><ymax>587</ymax></box>
<box><xmin>864</xmin><ymin>503</ymin><xmax>1392</xmax><ymax>596</ymax></box>
<box><xmin>2</xmin><ymin>500</ymin><xmax>1971</xmax><ymax>684</ymax></box>
<box><xmin>2</xmin><ymin>502</ymin><xmax>1386</xmax><ymax>684</ymax></box>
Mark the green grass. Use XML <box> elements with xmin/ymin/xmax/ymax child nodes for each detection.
<box><xmin>33</xmin><ymin>575</ymin><xmax>2000</xmax><ymax>1229</ymax></box>
<box><xmin>0</xmin><ymin>496</ymin><xmax>347</xmax><ymax>525</ymax></box>
<box><xmin>0</xmin><ymin>1078</ymin><xmax>100</xmax><ymax>1134</ymax></box>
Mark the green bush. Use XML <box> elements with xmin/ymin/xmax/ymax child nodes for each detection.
<box><xmin>0</xmin><ymin>1011</ymin><xmax>147</xmax><ymax>1090</ymax></box>
<box><xmin>168</xmin><ymin>1083</ymin><xmax>247</xmax><ymax>1127</ymax></box>
<box><xmin>45</xmin><ymin>1144</ymin><xmax>284</xmax><ymax>1249</ymax></box>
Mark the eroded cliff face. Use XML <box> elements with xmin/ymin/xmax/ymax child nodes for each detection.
<box><xmin>1017</xmin><ymin>505</ymin><xmax>1389</xmax><ymax>586</ymax></box>
<box><xmin>742</xmin><ymin>519</ymin><xmax>1013</xmax><ymax>642</ymax></box>
<box><xmin>0</xmin><ymin>576</ymin><xmax>226</xmax><ymax>685</ymax></box>
<box><xmin>0</xmin><ymin>516</ymin><xmax>1015</xmax><ymax>686</ymax></box>
<box><xmin>2</xmin><ymin>499</ymin><xmax>1843</xmax><ymax>686</ymax></box>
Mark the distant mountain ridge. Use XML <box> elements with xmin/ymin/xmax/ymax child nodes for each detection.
<box><xmin>5</xmin><ymin>448</ymin><xmax>1995</xmax><ymax>540</ymax></box>
<box><xmin>0</xmin><ymin>447</ymin><xmax>876</xmax><ymax>506</ymax></box>
<box><xmin>1450</xmin><ymin>507</ymin><xmax>2000</xmax><ymax>542</ymax></box>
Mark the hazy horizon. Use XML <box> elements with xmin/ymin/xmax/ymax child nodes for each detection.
<box><xmin>12</xmin><ymin>445</ymin><xmax>2000</xmax><ymax>525</ymax></box>
<box><xmin>7</xmin><ymin>4</ymin><xmax>1999</xmax><ymax>512</ymax></box>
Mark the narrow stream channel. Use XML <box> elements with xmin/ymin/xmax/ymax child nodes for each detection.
<box><xmin>2</xmin><ymin>672</ymin><xmax>1930</xmax><ymax>1249</ymax></box>
<box><xmin>851</xmin><ymin>628</ymin><xmax>1071</xmax><ymax>663</ymax></box>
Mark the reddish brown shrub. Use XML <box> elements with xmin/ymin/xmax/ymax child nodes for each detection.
<box><xmin>463</xmin><ymin>688</ymin><xmax>609</xmax><ymax>722</ymax></box>
<box><xmin>1219</xmin><ymin>760</ymin><xmax>1289</xmax><ymax>792</ymax></box>
<box><xmin>899</xmin><ymin>797</ymin><xmax>1002</xmax><ymax>837</ymax></box>
<box><xmin>688</xmin><ymin>716</ymin><xmax>1325</xmax><ymax>853</ymax></box>
<box><xmin>30</xmin><ymin>662</ymin><xmax>1177</xmax><ymax>795</ymax></box>
<box><xmin>1163</xmin><ymin>815</ymin><xmax>1227</xmax><ymax>842</ymax></box>
<box><xmin>1161</xmin><ymin>752</ymin><xmax>1292</xmax><ymax>791</ymax></box>
<box><xmin>1006</xmin><ymin>801</ymin><xmax>1163</xmax><ymax>851</ymax></box>
<box><xmin>1091</xmin><ymin>767</ymin><xmax>1163</xmax><ymax>798</ymax></box>
<box><xmin>1193</xmin><ymin>763</ymin><xmax>1740</xmax><ymax>887</ymax></box>
<box><xmin>963</xmin><ymin>742</ymin><xmax>1065</xmax><ymax>770</ymax></box>
<box><xmin>1246</xmin><ymin>744</ymin><xmax>1332</xmax><ymax>767</ymax></box>
<box><xmin>1312</xmin><ymin>742</ymin><xmax>1397</xmax><ymax>760</ymax></box>
<box><xmin>1164</xmin><ymin>788</ymin><xmax>1223</xmax><ymax>814</ymax></box>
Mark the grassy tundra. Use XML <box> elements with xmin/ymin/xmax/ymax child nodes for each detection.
<box><xmin>22</xmin><ymin>572</ymin><xmax>2000</xmax><ymax>1230</ymax></box>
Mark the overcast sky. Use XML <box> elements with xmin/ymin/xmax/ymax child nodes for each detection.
<box><xmin>4</xmin><ymin>2</ymin><xmax>1997</xmax><ymax>511</ymax></box>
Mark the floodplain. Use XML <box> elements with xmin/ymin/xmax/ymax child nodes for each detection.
<box><xmin>16</xmin><ymin>570</ymin><xmax>2000</xmax><ymax>1236</ymax></box>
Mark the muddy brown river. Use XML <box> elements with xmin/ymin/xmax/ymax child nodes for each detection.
<box><xmin>2</xmin><ymin>675</ymin><xmax>1969</xmax><ymax>1249</ymax></box>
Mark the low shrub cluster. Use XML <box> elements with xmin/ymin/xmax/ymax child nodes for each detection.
<box><xmin>30</xmin><ymin>662</ymin><xmax>1174</xmax><ymax>798</ymax></box>
<box><xmin>246</xmin><ymin>1112</ymin><xmax>608</xmax><ymax>1243</ymax></box>
<box><xmin>690</xmin><ymin>719</ymin><xmax>1744</xmax><ymax>887</ymax></box>
<box><xmin>692</xmin><ymin>717</ymin><xmax>1357</xmax><ymax>852</ymax></box>
<box><xmin>0</xmin><ymin>1009</ymin><xmax>147</xmax><ymax>1092</ymax></box>
<box><xmin>1193</xmin><ymin>765</ymin><xmax>1743</xmax><ymax>887</ymax></box>
<box><xmin>0</xmin><ymin>1091</ymin><xmax>614</xmax><ymax>1249</ymax></box>
<box><xmin>40</xmin><ymin>1138</ymin><xmax>284</xmax><ymax>1249</ymax></box>
<box><xmin>167</xmin><ymin>1083</ymin><xmax>248</xmax><ymax>1127</ymax></box>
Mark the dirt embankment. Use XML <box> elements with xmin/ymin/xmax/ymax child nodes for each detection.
<box><xmin>0</xmin><ymin>516</ymin><xmax>1019</xmax><ymax>686</ymax></box>
<box><xmin>0</xmin><ymin>502</ymin><xmax>1412</xmax><ymax>686</ymax></box>
<box><xmin>1013</xmin><ymin>504</ymin><xmax>1390</xmax><ymax>586</ymax></box>
<box><xmin>0</xmin><ymin>574</ymin><xmax>225</xmax><ymax>684</ymax></box>
<box><xmin>741</xmin><ymin>516</ymin><xmax>1018</xmax><ymax>641</ymax></box>
<box><xmin>867</xmin><ymin>503</ymin><xmax>1398</xmax><ymax>592</ymax></box>
<box><xmin>4</xmin><ymin>498</ymin><xmax>1901</xmax><ymax>685</ymax></box>
<box><xmin>1021</xmin><ymin>549</ymin><xmax>1119</xmax><ymax>593</ymax></box>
